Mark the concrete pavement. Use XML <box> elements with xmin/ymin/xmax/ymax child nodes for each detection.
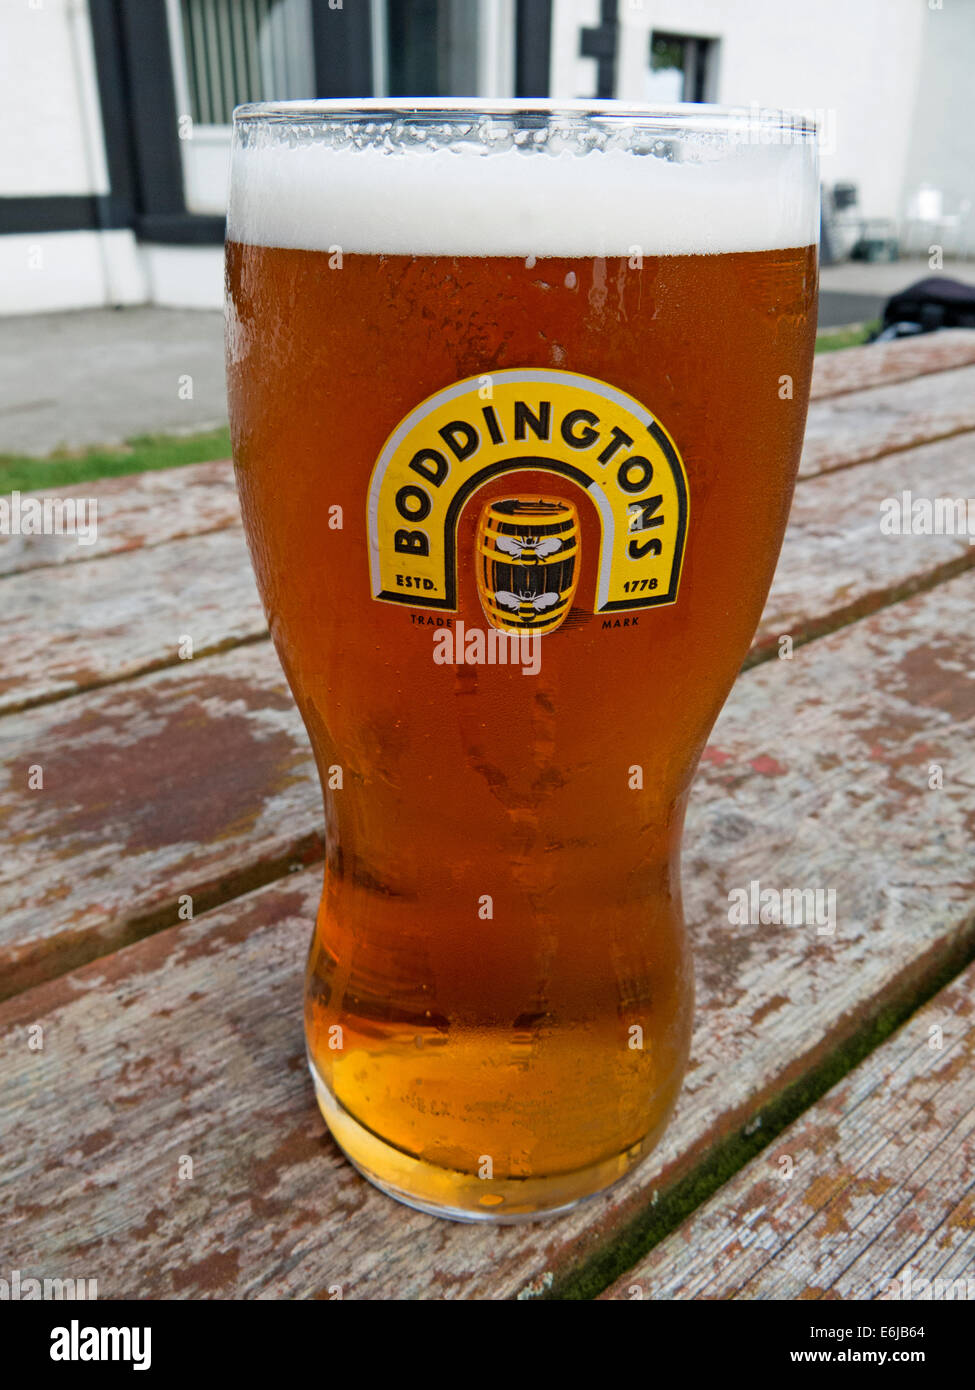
<box><xmin>0</xmin><ymin>307</ymin><xmax>226</xmax><ymax>456</ymax></box>
<box><xmin>2</xmin><ymin>259</ymin><xmax>974</xmax><ymax>456</ymax></box>
<box><xmin>818</xmin><ymin>256</ymin><xmax>975</xmax><ymax>329</ymax></box>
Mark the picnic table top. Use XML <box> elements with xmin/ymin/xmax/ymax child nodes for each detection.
<box><xmin>1</xmin><ymin>331</ymin><xmax>974</xmax><ymax>1300</ymax></box>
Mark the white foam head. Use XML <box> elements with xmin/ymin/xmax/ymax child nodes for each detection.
<box><xmin>228</xmin><ymin>102</ymin><xmax>819</xmax><ymax>257</ymax></box>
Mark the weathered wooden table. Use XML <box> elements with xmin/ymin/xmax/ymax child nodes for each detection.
<box><xmin>2</xmin><ymin>332</ymin><xmax>973</xmax><ymax>1300</ymax></box>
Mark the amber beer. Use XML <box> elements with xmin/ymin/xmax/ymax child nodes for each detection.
<box><xmin>226</xmin><ymin>101</ymin><xmax>819</xmax><ymax>1220</ymax></box>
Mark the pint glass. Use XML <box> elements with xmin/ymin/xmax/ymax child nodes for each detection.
<box><xmin>226</xmin><ymin>101</ymin><xmax>819</xmax><ymax>1220</ymax></box>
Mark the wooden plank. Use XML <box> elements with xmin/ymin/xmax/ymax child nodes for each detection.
<box><xmin>800</xmin><ymin>365</ymin><xmax>975</xmax><ymax>477</ymax></box>
<box><xmin>1</xmin><ymin>512</ymin><xmax>972</xmax><ymax>998</ymax></box>
<box><xmin>0</xmin><ymin>572</ymin><xmax>972</xmax><ymax>1298</ymax></box>
<box><xmin>0</xmin><ymin>339</ymin><xmax>966</xmax><ymax>593</ymax></box>
<box><xmin>754</xmin><ymin>431</ymin><xmax>975</xmax><ymax>660</ymax></box>
<box><xmin>4</xmin><ymin>431</ymin><xmax>974</xmax><ymax>712</ymax></box>
<box><xmin>0</xmin><ymin>642</ymin><xmax>322</xmax><ymax>1001</ymax></box>
<box><xmin>810</xmin><ymin>329</ymin><xmax>975</xmax><ymax>401</ymax></box>
<box><xmin>0</xmin><ymin>527</ymin><xmax>265</xmax><ymax>714</ymax></box>
<box><xmin>600</xmin><ymin>962</ymin><xmax>975</xmax><ymax>1300</ymax></box>
<box><xmin>0</xmin><ymin>460</ymin><xmax>238</xmax><ymax>577</ymax></box>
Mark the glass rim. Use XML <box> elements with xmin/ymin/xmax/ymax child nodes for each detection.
<box><xmin>231</xmin><ymin>97</ymin><xmax>818</xmax><ymax>137</ymax></box>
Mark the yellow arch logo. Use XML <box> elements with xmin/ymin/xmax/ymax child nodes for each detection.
<box><xmin>367</xmin><ymin>368</ymin><xmax>689</xmax><ymax>616</ymax></box>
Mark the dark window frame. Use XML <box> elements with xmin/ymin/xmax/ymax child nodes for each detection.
<box><xmin>2</xmin><ymin>0</ymin><xmax>375</xmax><ymax>242</ymax></box>
<box><xmin>3</xmin><ymin>0</ymin><xmax>555</xmax><ymax>242</ymax></box>
<box><xmin>649</xmin><ymin>29</ymin><xmax>716</xmax><ymax>105</ymax></box>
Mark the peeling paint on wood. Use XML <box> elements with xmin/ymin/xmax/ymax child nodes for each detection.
<box><xmin>3</xmin><ymin>424</ymin><xmax>973</xmax><ymax>719</ymax></box>
<box><xmin>810</xmin><ymin>330</ymin><xmax>975</xmax><ymax>401</ymax></box>
<box><xmin>756</xmin><ymin>432</ymin><xmax>975</xmax><ymax>656</ymax></box>
<box><xmin>601</xmin><ymin>961</ymin><xmax>975</xmax><ymax>1299</ymax></box>
<box><xmin>0</xmin><ymin>573</ymin><xmax>972</xmax><ymax>1297</ymax></box>
<box><xmin>0</xmin><ymin>644</ymin><xmax>321</xmax><ymax>999</ymax></box>
<box><xmin>0</xmin><ymin>460</ymin><xmax>238</xmax><ymax>577</ymax></box>
<box><xmin>801</xmin><ymin>366</ymin><xmax>975</xmax><ymax>476</ymax></box>
<box><xmin>0</xmin><ymin>528</ymin><xmax>265</xmax><ymax>713</ymax></box>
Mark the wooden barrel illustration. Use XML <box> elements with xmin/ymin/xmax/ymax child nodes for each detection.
<box><xmin>475</xmin><ymin>496</ymin><xmax>580</xmax><ymax>635</ymax></box>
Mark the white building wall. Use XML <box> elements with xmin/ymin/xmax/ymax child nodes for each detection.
<box><xmin>552</xmin><ymin>0</ymin><xmax>929</xmax><ymax>223</ymax></box>
<box><xmin>550</xmin><ymin>0</ymin><xmax>603</xmax><ymax>99</ymax></box>
<box><xmin>0</xmin><ymin>230</ymin><xmax>145</xmax><ymax>316</ymax></box>
<box><xmin>141</xmin><ymin>245</ymin><xmax>225</xmax><ymax>310</ymax></box>
<box><xmin>1</xmin><ymin>0</ymin><xmax>109</xmax><ymax>197</ymax></box>
<box><xmin>0</xmin><ymin>0</ymin><xmax>148</xmax><ymax>314</ymax></box>
<box><xmin>901</xmin><ymin>1</ymin><xmax>975</xmax><ymax>241</ymax></box>
<box><xmin>3</xmin><ymin>0</ymin><xmax>972</xmax><ymax>317</ymax></box>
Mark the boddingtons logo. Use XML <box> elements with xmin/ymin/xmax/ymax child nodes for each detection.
<box><xmin>367</xmin><ymin>369</ymin><xmax>689</xmax><ymax>633</ymax></box>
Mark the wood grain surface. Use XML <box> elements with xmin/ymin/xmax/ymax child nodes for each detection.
<box><xmin>1</xmin><ymin>572</ymin><xmax>972</xmax><ymax>1297</ymax></box>
<box><xmin>0</xmin><ymin>461</ymin><xmax>238</xmax><ymax>577</ymax></box>
<box><xmin>2</xmin><ymin>334</ymin><xmax>973</xmax><ymax>1301</ymax></box>
<box><xmin>754</xmin><ymin>431</ymin><xmax>975</xmax><ymax>658</ymax></box>
<box><xmin>601</xmin><ymin>961</ymin><xmax>975</xmax><ymax>1300</ymax></box>
<box><xmin>800</xmin><ymin>365</ymin><xmax>975</xmax><ymax>477</ymax></box>
<box><xmin>0</xmin><ymin>642</ymin><xmax>320</xmax><ymax>999</ymax></box>
<box><xmin>0</xmin><ymin>527</ymin><xmax>265</xmax><ymax>713</ymax></box>
<box><xmin>810</xmin><ymin>330</ymin><xmax>975</xmax><ymax>401</ymax></box>
<box><xmin>4</xmin><ymin>410</ymin><xmax>973</xmax><ymax>711</ymax></box>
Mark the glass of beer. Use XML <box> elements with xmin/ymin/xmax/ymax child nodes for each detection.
<box><xmin>226</xmin><ymin>100</ymin><xmax>818</xmax><ymax>1221</ymax></box>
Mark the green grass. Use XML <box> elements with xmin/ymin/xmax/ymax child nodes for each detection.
<box><xmin>0</xmin><ymin>425</ymin><xmax>232</xmax><ymax>494</ymax></box>
<box><xmin>0</xmin><ymin>323</ymin><xmax>878</xmax><ymax>492</ymax></box>
<box><xmin>815</xmin><ymin>319</ymin><xmax>880</xmax><ymax>354</ymax></box>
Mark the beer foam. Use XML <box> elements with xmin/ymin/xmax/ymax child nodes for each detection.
<box><xmin>228</xmin><ymin>140</ymin><xmax>818</xmax><ymax>257</ymax></box>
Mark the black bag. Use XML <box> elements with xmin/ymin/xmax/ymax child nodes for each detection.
<box><xmin>875</xmin><ymin>276</ymin><xmax>975</xmax><ymax>340</ymax></box>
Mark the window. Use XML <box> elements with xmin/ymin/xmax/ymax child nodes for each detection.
<box><xmin>170</xmin><ymin>0</ymin><xmax>516</xmax><ymax>123</ymax></box>
<box><xmin>175</xmin><ymin>0</ymin><xmax>314</xmax><ymax>126</ymax></box>
<box><xmin>378</xmin><ymin>0</ymin><xmax>515</xmax><ymax>98</ymax></box>
<box><xmin>385</xmin><ymin>0</ymin><xmax>478</xmax><ymax>96</ymax></box>
<box><xmin>646</xmin><ymin>31</ymin><xmax>715</xmax><ymax>105</ymax></box>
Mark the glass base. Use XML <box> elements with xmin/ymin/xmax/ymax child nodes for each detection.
<box><xmin>308</xmin><ymin>1051</ymin><xmax>663</xmax><ymax>1224</ymax></box>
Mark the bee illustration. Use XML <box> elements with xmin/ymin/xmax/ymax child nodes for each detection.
<box><xmin>494</xmin><ymin>533</ymin><xmax>564</xmax><ymax>564</ymax></box>
<box><xmin>476</xmin><ymin>496</ymin><xmax>580</xmax><ymax>636</ymax></box>
<box><xmin>495</xmin><ymin>589</ymin><xmax>561</xmax><ymax>625</ymax></box>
